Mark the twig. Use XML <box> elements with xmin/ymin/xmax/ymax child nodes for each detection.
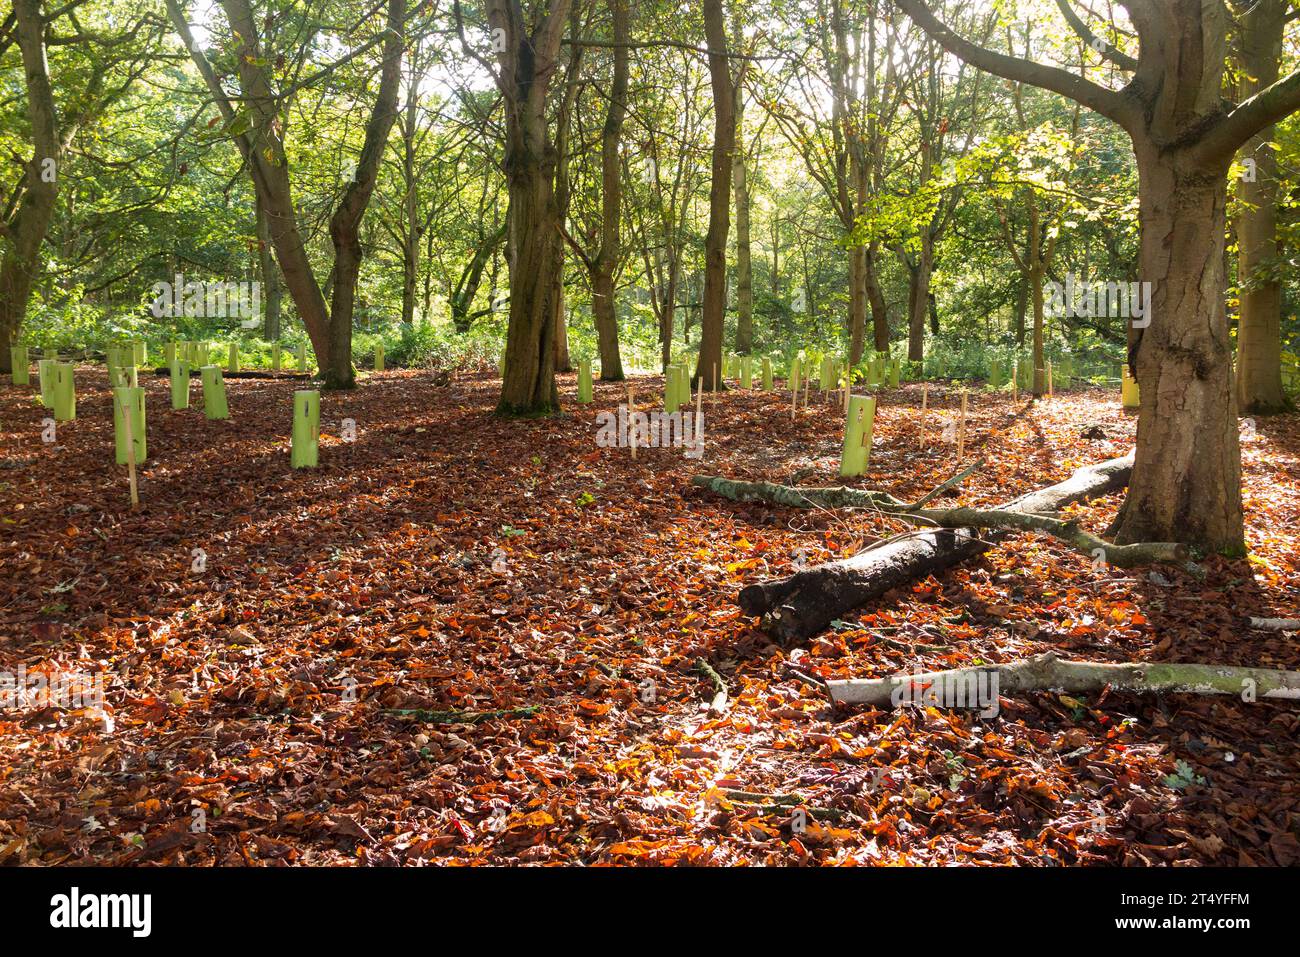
<box><xmin>384</xmin><ymin>705</ymin><xmax>540</xmax><ymax>724</ymax></box>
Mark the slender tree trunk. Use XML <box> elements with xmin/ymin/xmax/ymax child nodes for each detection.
<box><xmin>694</xmin><ymin>0</ymin><xmax>733</xmax><ymax>391</ymax></box>
<box><xmin>848</xmin><ymin>245</ymin><xmax>867</xmax><ymax>364</ymax></box>
<box><xmin>591</xmin><ymin>0</ymin><xmax>628</xmax><ymax>380</ymax></box>
<box><xmin>732</xmin><ymin>31</ymin><xmax>753</xmax><ymax>356</ymax></box>
<box><xmin>256</xmin><ymin>201</ymin><xmax>283</xmax><ymax>340</ymax></box>
<box><xmin>323</xmin><ymin>0</ymin><xmax>405</xmax><ymax>389</ymax></box>
<box><xmin>1030</xmin><ymin>263</ymin><xmax>1045</xmax><ymax>396</ymax></box>
<box><xmin>1234</xmin><ymin>0</ymin><xmax>1288</xmax><ymax>414</ymax></box>
<box><xmin>451</xmin><ymin>223</ymin><xmax>505</xmax><ymax>332</ymax></box>
<box><xmin>1013</xmin><ymin>272</ymin><xmax>1027</xmax><ymax>346</ymax></box>
<box><xmin>1110</xmin><ymin>157</ymin><xmax>1244</xmax><ymax>553</ymax></box>
<box><xmin>400</xmin><ymin>90</ymin><xmax>420</xmax><ymax>329</ymax></box>
<box><xmin>866</xmin><ymin>245</ymin><xmax>889</xmax><ymax>352</ymax></box>
<box><xmin>552</xmin><ymin>275</ymin><xmax>571</xmax><ymax>371</ymax></box>
<box><xmin>906</xmin><ymin>244</ymin><xmax>933</xmax><ymax>361</ymax></box>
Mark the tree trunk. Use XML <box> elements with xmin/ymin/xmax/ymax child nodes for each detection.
<box><xmin>866</xmin><ymin>246</ymin><xmax>889</xmax><ymax>353</ymax></box>
<box><xmin>1030</xmin><ymin>263</ymin><xmax>1045</xmax><ymax>396</ymax></box>
<box><xmin>205</xmin><ymin>0</ymin><xmax>332</xmax><ymax>372</ymax></box>
<box><xmin>1234</xmin><ymin>0</ymin><xmax>1288</xmax><ymax>414</ymax></box>
<box><xmin>0</xmin><ymin>0</ymin><xmax>61</xmax><ymax>372</ymax></box>
<box><xmin>591</xmin><ymin>0</ymin><xmax>628</xmax><ymax>381</ymax></box>
<box><xmin>255</xmin><ymin>201</ymin><xmax>283</xmax><ymax>340</ymax></box>
<box><xmin>400</xmin><ymin>87</ymin><xmax>420</xmax><ymax>330</ymax></box>
<box><xmin>906</xmin><ymin>244</ymin><xmax>932</xmax><ymax>362</ymax></box>
<box><xmin>693</xmin><ymin>0</ymin><xmax>733</xmax><ymax>391</ymax></box>
<box><xmin>324</xmin><ymin>0</ymin><xmax>404</xmax><ymax>389</ymax></box>
<box><xmin>1110</xmin><ymin>158</ymin><xmax>1244</xmax><ymax>554</ymax></box>
<box><xmin>1013</xmin><ymin>272</ymin><xmax>1027</xmax><ymax>346</ymax></box>
<box><xmin>492</xmin><ymin>0</ymin><xmax>572</xmax><ymax>415</ymax></box>
<box><xmin>848</xmin><ymin>245</ymin><xmax>867</xmax><ymax>365</ymax></box>
<box><xmin>552</xmin><ymin>273</ymin><xmax>571</xmax><ymax>372</ymax></box>
<box><xmin>450</xmin><ymin>223</ymin><xmax>505</xmax><ymax>332</ymax></box>
<box><xmin>732</xmin><ymin>40</ymin><xmax>753</xmax><ymax>356</ymax></box>
<box><xmin>733</xmin><ymin>454</ymin><xmax>1134</xmax><ymax>643</ymax></box>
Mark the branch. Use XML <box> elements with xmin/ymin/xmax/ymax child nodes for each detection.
<box><xmin>825</xmin><ymin>651</ymin><xmax>1300</xmax><ymax>708</ymax></box>
<box><xmin>1193</xmin><ymin>67</ymin><xmax>1300</xmax><ymax>166</ymax></box>
<box><xmin>1053</xmin><ymin>0</ymin><xmax>1138</xmax><ymax>72</ymax></box>
<box><xmin>892</xmin><ymin>0</ymin><xmax>1136</xmax><ymax>132</ymax></box>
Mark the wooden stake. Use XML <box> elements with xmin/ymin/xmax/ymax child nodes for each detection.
<box><xmin>1047</xmin><ymin>360</ymin><xmax>1054</xmax><ymax>398</ymax></box>
<box><xmin>119</xmin><ymin>391</ymin><xmax>139</xmax><ymax>507</ymax></box>
<box><xmin>957</xmin><ymin>391</ymin><xmax>968</xmax><ymax>463</ymax></box>
<box><xmin>922</xmin><ymin>383</ymin><xmax>929</xmax><ymax>413</ymax></box>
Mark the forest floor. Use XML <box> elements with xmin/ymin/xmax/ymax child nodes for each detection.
<box><xmin>1</xmin><ymin>364</ymin><xmax>1298</xmax><ymax>866</ymax></box>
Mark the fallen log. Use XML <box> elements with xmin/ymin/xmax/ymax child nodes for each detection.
<box><xmin>728</xmin><ymin>453</ymin><xmax>1134</xmax><ymax>643</ymax></box>
<box><xmin>825</xmin><ymin>650</ymin><xmax>1300</xmax><ymax>708</ymax></box>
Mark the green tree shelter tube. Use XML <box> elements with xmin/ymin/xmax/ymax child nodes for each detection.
<box><xmin>201</xmin><ymin>366</ymin><xmax>229</xmax><ymax>420</ymax></box>
<box><xmin>170</xmin><ymin>361</ymin><xmax>190</xmax><ymax>410</ymax></box>
<box><xmin>292</xmin><ymin>390</ymin><xmax>320</xmax><ymax>468</ymax></box>
<box><xmin>10</xmin><ymin>346</ymin><xmax>29</xmax><ymax>386</ymax></box>
<box><xmin>53</xmin><ymin>363</ymin><xmax>76</xmax><ymax>421</ymax></box>
<box><xmin>37</xmin><ymin>360</ymin><xmax>56</xmax><ymax>408</ymax></box>
<box><xmin>577</xmin><ymin>359</ymin><xmax>593</xmax><ymax>403</ymax></box>
<box><xmin>840</xmin><ymin>395</ymin><xmax>876</xmax><ymax>478</ymax></box>
<box><xmin>113</xmin><ymin>386</ymin><xmax>147</xmax><ymax>465</ymax></box>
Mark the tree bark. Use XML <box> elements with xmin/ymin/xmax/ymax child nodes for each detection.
<box><xmin>1110</xmin><ymin>157</ymin><xmax>1243</xmax><ymax>553</ymax></box>
<box><xmin>1234</xmin><ymin>0</ymin><xmax>1289</xmax><ymax>414</ymax></box>
<box><xmin>591</xmin><ymin>0</ymin><xmax>628</xmax><ymax>381</ymax></box>
<box><xmin>488</xmin><ymin>0</ymin><xmax>572</xmax><ymax>415</ymax></box>
<box><xmin>0</xmin><ymin>1</ymin><xmax>64</xmax><ymax>372</ymax></box>
<box><xmin>324</xmin><ymin>0</ymin><xmax>405</xmax><ymax>388</ymax></box>
<box><xmin>693</xmin><ymin>0</ymin><xmax>733</xmax><ymax>391</ymax></box>
<box><xmin>255</xmin><ymin>200</ymin><xmax>283</xmax><ymax>340</ymax></box>
<box><xmin>732</xmin><ymin>69</ymin><xmax>754</xmax><ymax>356</ymax></box>
<box><xmin>730</xmin><ymin>454</ymin><xmax>1134</xmax><ymax>643</ymax></box>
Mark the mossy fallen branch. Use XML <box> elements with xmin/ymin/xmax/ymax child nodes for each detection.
<box><xmin>826</xmin><ymin>650</ymin><xmax>1300</xmax><ymax>708</ymax></box>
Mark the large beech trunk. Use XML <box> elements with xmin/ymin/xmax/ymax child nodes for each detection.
<box><xmin>731</xmin><ymin>454</ymin><xmax>1134</xmax><ymax>643</ymax></box>
<box><xmin>1109</xmin><ymin>158</ymin><xmax>1244</xmax><ymax>553</ymax></box>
